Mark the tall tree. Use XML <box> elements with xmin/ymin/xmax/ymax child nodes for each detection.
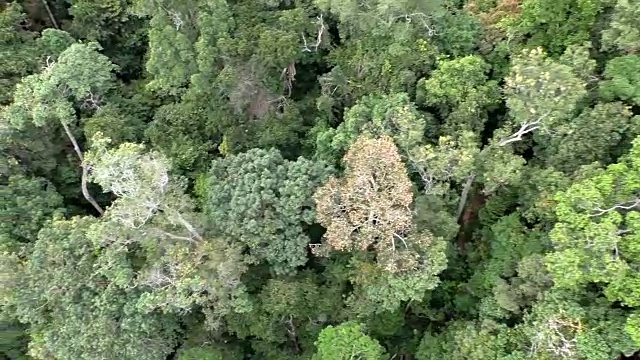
<box><xmin>3</xmin><ymin>38</ymin><xmax>118</xmax><ymax>215</ymax></box>
<box><xmin>85</xmin><ymin>134</ymin><xmax>251</xmax><ymax>320</ymax></box>
<box><xmin>2</xmin><ymin>217</ymin><xmax>180</xmax><ymax>360</ymax></box>
<box><xmin>313</xmin><ymin>134</ymin><xmax>447</xmax><ymax>314</ymax></box>
<box><xmin>201</xmin><ymin>147</ymin><xmax>330</xmax><ymax>274</ymax></box>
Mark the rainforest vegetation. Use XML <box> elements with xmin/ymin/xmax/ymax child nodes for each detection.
<box><xmin>2</xmin><ymin>0</ymin><xmax>640</xmax><ymax>359</ymax></box>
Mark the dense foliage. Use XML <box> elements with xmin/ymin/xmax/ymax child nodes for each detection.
<box><xmin>2</xmin><ymin>0</ymin><xmax>640</xmax><ymax>359</ymax></box>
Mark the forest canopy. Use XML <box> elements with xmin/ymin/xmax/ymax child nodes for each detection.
<box><xmin>1</xmin><ymin>0</ymin><xmax>640</xmax><ymax>359</ymax></box>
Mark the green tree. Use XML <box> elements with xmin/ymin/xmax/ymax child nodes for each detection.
<box><xmin>226</xmin><ymin>272</ymin><xmax>344</xmax><ymax>357</ymax></box>
<box><xmin>2</xmin><ymin>217</ymin><xmax>180</xmax><ymax>360</ymax></box>
<box><xmin>0</xmin><ymin>175</ymin><xmax>64</xmax><ymax>252</ymax></box>
<box><xmin>600</xmin><ymin>55</ymin><xmax>640</xmax><ymax>106</ymax></box>
<box><xmin>547</xmin><ymin>137</ymin><xmax>640</xmax><ymax>345</ymax></box>
<box><xmin>416</xmin><ymin>320</ymin><xmax>516</xmax><ymax>360</ymax></box>
<box><xmin>176</xmin><ymin>344</ymin><xmax>243</xmax><ymax>360</ymax></box>
<box><xmin>497</xmin><ymin>47</ymin><xmax>587</xmax><ymax>147</ymax></box>
<box><xmin>314</xmin><ymin>93</ymin><xmax>430</xmax><ymax>166</ymax></box>
<box><xmin>601</xmin><ymin>0</ymin><xmax>640</xmax><ymax>53</ymax></box>
<box><xmin>312</xmin><ymin>322</ymin><xmax>387</xmax><ymax>360</ymax></box>
<box><xmin>505</xmin><ymin>0</ymin><xmax>604</xmax><ymax>54</ymax></box>
<box><xmin>4</xmin><ymin>39</ymin><xmax>118</xmax><ymax>215</ymax></box>
<box><xmin>145</xmin><ymin>11</ymin><xmax>197</xmax><ymax>96</ymax></box>
<box><xmin>416</xmin><ymin>55</ymin><xmax>500</xmax><ymax>134</ymax></box>
<box><xmin>85</xmin><ymin>135</ymin><xmax>251</xmax><ymax>319</ymax></box>
<box><xmin>201</xmin><ymin>147</ymin><xmax>330</xmax><ymax>274</ymax></box>
<box><xmin>534</xmin><ymin>102</ymin><xmax>640</xmax><ymax>174</ymax></box>
<box><xmin>0</xmin><ymin>3</ymin><xmax>38</xmax><ymax>105</ymax></box>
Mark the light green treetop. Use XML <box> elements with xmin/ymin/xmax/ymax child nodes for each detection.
<box><xmin>312</xmin><ymin>322</ymin><xmax>387</xmax><ymax>360</ymax></box>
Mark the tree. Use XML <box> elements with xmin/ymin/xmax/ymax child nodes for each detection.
<box><xmin>0</xmin><ymin>175</ymin><xmax>64</xmax><ymax>252</ymax></box>
<box><xmin>416</xmin><ymin>320</ymin><xmax>516</xmax><ymax>360</ymax></box>
<box><xmin>601</xmin><ymin>0</ymin><xmax>640</xmax><ymax>53</ymax></box>
<box><xmin>547</xmin><ymin>136</ymin><xmax>640</xmax><ymax>288</ymax></box>
<box><xmin>314</xmin><ymin>93</ymin><xmax>430</xmax><ymax>166</ymax></box>
<box><xmin>503</xmin><ymin>0</ymin><xmax>604</xmax><ymax>54</ymax></box>
<box><xmin>225</xmin><ymin>272</ymin><xmax>345</xmax><ymax>357</ymax></box>
<box><xmin>145</xmin><ymin>100</ymin><xmax>220</xmax><ymax>174</ymax></box>
<box><xmin>315</xmin><ymin>135</ymin><xmax>425</xmax><ymax>272</ymax></box>
<box><xmin>176</xmin><ymin>344</ymin><xmax>243</xmax><ymax>360</ymax></box>
<box><xmin>201</xmin><ymin>147</ymin><xmax>330</xmax><ymax>274</ymax></box>
<box><xmin>145</xmin><ymin>11</ymin><xmax>197</xmax><ymax>96</ymax></box>
<box><xmin>313</xmin><ymin>135</ymin><xmax>447</xmax><ymax>314</ymax></box>
<box><xmin>85</xmin><ymin>135</ymin><xmax>251</xmax><ymax>320</ymax></box>
<box><xmin>416</xmin><ymin>55</ymin><xmax>500</xmax><ymax>134</ymax></box>
<box><xmin>86</xmin><ymin>134</ymin><xmax>202</xmax><ymax>239</ymax></box>
<box><xmin>497</xmin><ymin>47</ymin><xmax>587</xmax><ymax>146</ymax></box>
<box><xmin>312</xmin><ymin>322</ymin><xmax>387</xmax><ymax>360</ymax></box>
<box><xmin>546</xmin><ymin>137</ymin><xmax>640</xmax><ymax>345</ymax></box>
<box><xmin>2</xmin><ymin>217</ymin><xmax>180</xmax><ymax>360</ymax></box>
<box><xmin>4</xmin><ymin>39</ymin><xmax>118</xmax><ymax>215</ymax></box>
<box><xmin>514</xmin><ymin>291</ymin><xmax>636</xmax><ymax>359</ymax></box>
<box><xmin>534</xmin><ymin>102</ymin><xmax>640</xmax><ymax>174</ymax></box>
<box><xmin>0</xmin><ymin>3</ymin><xmax>38</xmax><ymax>105</ymax></box>
<box><xmin>600</xmin><ymin>55</ymin><xmax>640</xmax><ymax>106</ymax></box>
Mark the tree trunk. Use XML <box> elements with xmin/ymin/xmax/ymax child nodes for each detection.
<box><xmin>60</xmin><ymin>121</ymin><xmax>104</xmax><ymax>215</ymax></box>
<box><xmin>456</xmin><ymin>174</ymin><xmax>476</xmax><ymax>220</ymax></box>
<box><xmin>39</xmin><ymin>0</ymin><xmax>59</xmax><ymax>29</ymax></box>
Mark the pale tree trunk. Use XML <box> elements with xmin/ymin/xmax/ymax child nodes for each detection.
<box><xmin>40</xmin><ymin>0</ymin><xmax>60</xmax><ymax>29</ymax></box>
<box><xmin>456</xmin><ymin>174</ymin><xmax>476</xmax><ymax>220</ymax></box>
<box><xmin>61</xmin><ymin>121</ymin><xmax>104</xmax><ymax>215</ymax></box>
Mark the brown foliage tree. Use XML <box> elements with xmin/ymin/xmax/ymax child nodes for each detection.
<box><xmin>313</xmin><ymin>134</ymin><xmax>431</xmax><ymax>273</ymax></box>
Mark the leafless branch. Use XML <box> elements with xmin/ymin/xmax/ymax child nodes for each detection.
<box><xmin>590</xmin><ymin>198</ymin><xmax>640</xmax><ymax>217</ymax></box>
<box><xmin>43</xmin><ymin>56</ymin><xmax>56</xmax><ymax>71</ymax></box>
<box><xmin>164</xmin><ymin>206</ymin><xmax>203</xmax><ymax>242</ymax></box>
<box><xmin>393</xmin><ymin>232</ymin><xmax>409</xmax><ymax>249</ymax></box>
<box><xmin>81</xmin><ymin>92</ymin><xmax>103</xmax><ymax>111</ymax></box>
<box><xmin>498</xmin><ymin>121</ymin><xmax>541</xmax><ymax>146</ymax></box>
<box><xmin>390</xmin><ymin>13</ymin><xmax>440</xmax><ymax>36</ymax></box>
<box><xmin>301</xmin><ymin>15</ymin><xmax>325</xmax><ymax>52</ymax></box>
<box><xmin>151</xmin><ymin>228</ymin><xmax>198</xmax><ymax>243</ymax></box>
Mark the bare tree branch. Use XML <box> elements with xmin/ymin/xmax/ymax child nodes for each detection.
<box><xmin>301</xmin><ymin>15</ymin><xmax>325</xmax><ymax>52</ymax></box>
<box><xmin>164</xmin><ymin>206</ymin><xmax>203</xmax><ymax>242</ymax></box>
<box><xmin>590</xmin><ymin>198</ymin><xmax>640</xmax><ymax>217</ymax></box>
<box><xmin>498</xmin><ymin>121</ymin><xmax>541</xmax><ymax>146</ymax></box>
<box><xmin>281</xmin><ymin>63</ymin><xmax>296</xmax><ymax>97</ymax></box>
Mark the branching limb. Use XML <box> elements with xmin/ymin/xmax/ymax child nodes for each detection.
<box><xmin>301</xmin><ymin>15</ymin><xmax>325</xmax><ymax>52</ymax></box>
<box><xmin>389</xmin><ymin>13</ymin><xmax>440</xmax><ymax>35</ymax></box>
<box><xmin>164</xmin><ymin>206</ymin><xmax>203</xmax><ymax>242</ymax></box>
<box><xmin>81</xmin><ymin>92</ymin><xmax>103</xmax><ymax>111</ymax></box>
<box><xmin>152</xmin><ymin>229</ymin><xmax>198</xmax><ymax>244</ymax></box>
<box><xmin>498</xmin><ymin>121</ymin><xmax>541</xmax><ymax>146</ymax></box>
<box><xmin>393</xmin><ymin>232</ymin><xmax>409</xmax><ymax>249</ymax></box>
<box><xmin>590</xmin><ymin>198</ymin><xmax>640</xmax><ymax>217</ymax></box>
<box><xmin>280</xmin><ymin>63</ymin><xmax>296</xmax><ymax>97</ymax></box>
